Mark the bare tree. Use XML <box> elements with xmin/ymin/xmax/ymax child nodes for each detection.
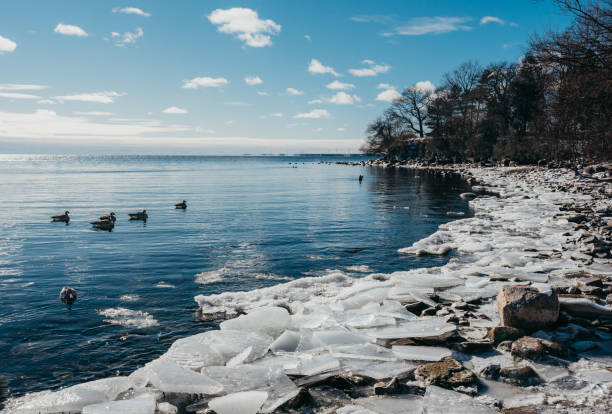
<box><xmin>386</xmin><ymin>85</ymin><xmax>433</xmax><ymax>138</ymax></box>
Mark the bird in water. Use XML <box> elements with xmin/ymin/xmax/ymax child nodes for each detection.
<box><xmin>90</xmin><ymin>218</ymin><xmax>115</xmax><ymax>231</ymax></box>
<box><xmin>59</xmin><ymin>286</ymin><xmax>77</xmax><ymax>307</ymax></box>
<box><xmin>51</xmin><ymin>211</ymin><xmax>70</xmax><ymax>223</ymax></box>
<box><xmin>128</xmin><ymin>209</ymin><xmax>148</xmax><ymax>221</ymax></box>
<box><xmin>99</xmin><ymin>212</ymin><xmax>116</xmax><ymax>222</ymax></box>
<box><xmin>358</xmin><ymin>175</ymin><xmax>364</xmax><ymax>183</ymax></box>
<box><xmin>175</xmin><ymin>200</ymin><xmax>187</xmax><ymax>209</ymax></box>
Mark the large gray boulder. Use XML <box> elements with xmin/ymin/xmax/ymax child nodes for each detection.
<box><xmin>497</xmin><ymin>285</ymin><xmax>559</xmax><ymax>330</ymax></box>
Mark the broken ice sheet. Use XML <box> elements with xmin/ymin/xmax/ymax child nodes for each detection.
<box><xmin>392</xmin><ymin>345</ymin><xmax>453</xmax><ymax>362</ymax></box>
<box><xmin>208</xmin><ymin>391</ymin><xmax>268</xmax><ymax>414</ymax></box>
<box><xmin>197</xmin><ymin>329</ymin><xmax>273</xmax><ymax>363</ymax></box>
<box><xmin>345</xmin><ymin>313</ymin><xmax>397</xmax><ymax>328</ymax></box>
<box><xmin>353</xmin><ymin>395</ymin><xmax>424</xmax><ymax>414</ymax></box>
<box><xmin>161</xmin><ymin>336</ymin><xmax>225</xmax><ymax>370</ymax></box>
<box><xmin>219</xmin><ymin>306</ymin><xmax>290</xmax><ymax>338</ymax></box>
<box><xmin>8</xmin><ymin>387</ymin><xmax>108</xmax><ymax>414</ymax></box>
<box><xmin>479</xmin><ymin>378</ymin><xmax>546</xmax><ymax>409</ymax></box>
<box><xmin>81</xmin><ymin>393</ymin><xmax>156</xmax><ymax>414</ymax></box>
<box><xmin>423</xmin><ymin>385</ymin><xmax>496</xmax><ymax>414</ymax></box>
<box><xmin>202</xmin><ymin>365</ymin><xmax>297</xmax><ymax>402</ymax></box>
<box><xmin>363</xmin><ymin>318</ymin><xmax>456</xmax><ymax>340</ymax></box>
<box><xmin>329</xmin><ymin>343</ymin><xmax>398</xmax><ymax>361</ymax></box>
<box><xmin>287</xmin><ymin>354</ymin><xmax>341</xmax><ymax>376</ymax></box>
<box><xmin>341</xmin><ymin>359</ymin><xmax>417</xmax><ymax>380</ymax></box>
<box><xmin>130</xmin><ymin>359</ymin><xmax>223</xmax><ymax>395</ymax></box>
<box><xmin>312</xmin><ymin>329</ymin><xmax>371</xmax><ymax>346</ymax></box>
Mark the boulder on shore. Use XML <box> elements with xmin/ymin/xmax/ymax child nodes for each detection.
<box><xmin>497</xmin><ymin>285</ymin><xmax>559</xmax><ymax>330</ymax></box>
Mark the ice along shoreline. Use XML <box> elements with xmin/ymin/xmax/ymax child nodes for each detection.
<box><xmin>3</xmin><ymin>163</ymin><xmax>612</xmax><ymax>414</ymax></box>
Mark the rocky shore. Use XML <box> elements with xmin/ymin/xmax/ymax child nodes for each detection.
<box><xmin>3</xmin><ymin>163</ymin><xmax>612</xmax><ymax>414</ymax></box>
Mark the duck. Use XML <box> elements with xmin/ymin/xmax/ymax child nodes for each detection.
<box><xmin>90</xmin><ymin>218</ymin><xmax>115</xmax><ymax>231</ymax></box>
<box><xmin>51</xmin><ymin>211</ymin><xmax>70</xmax><ymax>223</ymax></box>
<box><xmin>128</xmin><ymin>209</ymin><xmax>148</xmax><ymax>221</ymax></box>
<box><xmin>175</xmin><ymin>200</ymin><xmax>187</xmax><ymax>209</ymax></box>
<box><xmin>99</xmin><ymin>212</ymin><xmax>116</xmax><ymax>222</ymax></box>
<box><xmin>59</xmin><ymin>286</ymin><xmax>77</xmax><ymax>306</ymax></box>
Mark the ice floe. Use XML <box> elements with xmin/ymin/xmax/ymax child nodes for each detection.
<box><xmin>98</xmin><ymin>307</ymin><xmax>158</xmax><ymax>328</ymax></box>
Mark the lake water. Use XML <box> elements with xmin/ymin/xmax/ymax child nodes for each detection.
<box><xmin>0</xmin><ymin>154</ymin><xmax>471</xmax><ymax>399</ymax></box>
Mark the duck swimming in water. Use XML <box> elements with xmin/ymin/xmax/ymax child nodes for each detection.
<box><xmin>60</xmin><ymin>286</ymin><xmax>77</xmax><ymax>306</ymax></box>
<box><xmin>90</xmin><ymin>218</ymin><xmax>115</xmax><ymax>231</ymax></box>
<box><xmin>128</xmin><ymin>209</ymin><xmax>148</xmax><ymax>221</ymax></box>
<box><xmin>175</xmin><ymin>200</ymin><xmax>187</xmax><ymax>209</ymax></box>
<box><xmin>99</xmin><ymin>212</ymin><xmax>116</xmax><ymax>222</ymax></box>
<box><xmin>51</xmin><ymin>211</ymin><xmax>70</xmax><ymax>223</ymax></box>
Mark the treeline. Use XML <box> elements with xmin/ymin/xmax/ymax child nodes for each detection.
<box><xmin>362</xmin><ymin>0</ymin><xmax>611</xmax><ymax>164</ymax></box>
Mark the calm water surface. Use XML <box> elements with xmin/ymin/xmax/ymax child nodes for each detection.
<box><xmin>0</xmin><ymin>155</ymin><xmax>471</xmax><ymax>399</ymax></box>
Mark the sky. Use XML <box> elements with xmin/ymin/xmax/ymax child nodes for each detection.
<box><xmin>0</xmin><ymin>0</ymin><xmax>573</xmax><ymax>154</ymax></box>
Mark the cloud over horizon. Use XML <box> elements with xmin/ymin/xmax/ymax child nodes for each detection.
<box><xmin>54</xmin><ymin>23</ymin><xmax>88</xmax><ymax>37</ymax></box>
<box><xmin>54</xmin><ymin>91</ymin><xmax>125</xmax><ymax>104</ymax></box>
<box><xmin>182</xmin><ymin>77</ymin><xmax>228</xmax><ymax>89</ymax></box>
<box><xmin>112</xmin><ymin>7</ymin><xmax>151</xmax><ymax>17</ymax></box>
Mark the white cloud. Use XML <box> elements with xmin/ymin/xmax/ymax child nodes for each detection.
<box><xmin>74</xmin><ymin>111</ymin><xmax>114</xmax><ymax>116</ymax></box>
<box><xmin>308</xmin><ymin>59</ymin><xmax>341</xmax><ymax>76</ymax></box>
<box><xmin>326</xmin><ymin>80</ymin><xmax>355</xmax><ymax>90</ymax></box>
<box><xmin>412</xmin><ymin>80</ymin><xmax>435</xmax><ymax>94</ymax></box>
<box><xmin>286</xmin><ymin>87</ymin><xmax>303</xmax><ymax>95</ymax></box>
<box><xmin>0</xmin><ymin>109</ymin><xmax>187</xmax><ymax>140</ymax></box>
<box><xmin>111</xmin><ymin>27</ymin><xmax>143</xmax><ymax>46</ymax></box>
<box><xmin>337</xmin><ymin>127</ymin><xmax>346</xmax><ymax>131</ymax></box>
<box><xmin>348</xmin><ymin>61</ymin><xmax>390</xmax><ymax>77</ymax></box>
<box><xmin>293</xmin><ymin>109</ymin><xmax>330</xmax><ymax>119</ymax></box>
<box><xmin>112</xmin><ymin>7</ymin><xmax>151</xmax><ymax>17</ymax></box>
<box><xmin>224</xmin><ymin>101</ymin><xmax>250</xmax><ymax>106</ymax></box>
<box><xmin>0</xmin><ymin>35</ymin><xmax>17</xmax><ymax>54</ymax></box>
<box><xmin>257</xmin><ymin>91</ymin><xmax>269</xmax><ymax>96</ymax></box>
<box><xmin>244</xmin><ymin>76</ymin><xmax>263</xmax><ymax>85</ymax></box>
<box><xmin>308</xmin><ymin>99</ymin><xmax>323</xmax><ymax>104</ymax></box>
<box><xmin>480</xmin><ymin>16</ymin><xmax>505</xmax><ymax>25</ymax></box>
<box><xmin>313</xmin><ymin>127</ymin><xmax>323</xmax><ymax>132</ymax></box>
<box><xmin>0</xmin><ymin>84</ymin><xmax>47</xmax><ymax>91</ymax></box>
<box><xmin>376</xmin><ymin>85</ymin><xmax>402</xmax><ymax>102</ymax></box>
<box><xmin>207</xmin><ymin>8</ymin><xmax>281</xmax><ymax>48</ymax></box>
<box><xmin>395</xmin><ymin>17</ymin><xmax>472</xmax><ymax>35</ymax></box>
<box><xmin>38</xmin><ymin>99</ymin><xmax>56</xmax><ymax>105</ymax></box>
<box><xmin>54</xmin><ymin>23</ymin><xmax>88</xmax><ymax>37</ymax></box>
<box><xmin>327</xmin><ymin>92</ymin><xmax>360</xmax><ymax>105</ymax></box>
<box><xmin>0</xmin><ymin>92</ymin><xmax>41</xmax><ymax>99</ymax></box>
<box><xmin>55</xmin><ymin>91</ymin><xmax>125</xmax><ymax>104</ymax></box>
<box><xmin>304</xmin><ymin>35</ymin><xmax>311</xmax><ymax>40</ymax></box>
<box><xmin>162</xmin><ymin>106</ymin><xmax>188</xmax><ymax>114</ymax></box>
<box><xmin>225</xmin><ymin>120</ymin><xmax>236</xmax><ymax>125</ymax></box>
<box><xmin>182</xmin><ymin>77</ymin><xmax>228</xmax><ymax>89</ymax></box>
<box><xmin>271</xmin><ymin>112</ymin><xmax>283</xmax><ymax>117</ymax></box>
<box><xmin>361</xmin><ymin>59</ymin><xmax>375</xmax><ymax>65</ymax></box>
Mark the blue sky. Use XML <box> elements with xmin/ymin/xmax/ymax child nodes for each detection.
<box><xmin>0</xmin><ymin>1</ymin><xmax>572</xmax><ymax>154</ymax></box>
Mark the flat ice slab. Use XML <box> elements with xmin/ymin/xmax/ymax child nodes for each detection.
<box><xmin>82</xmin><ymin>394</ymin><xmax>156</xmax><ymax>414</ymax></box>
<box><xmin>392</xmin><ymin>345</ymin><xmax>453</xmax><ymax>361</ymax></box>
<box><xmin>208</xmin><ymin>391</ymin><xmax>268</xmax><ymax>414</ymax></box>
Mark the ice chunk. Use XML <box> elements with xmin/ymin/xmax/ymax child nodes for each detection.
<box><xmin>337</xmin><ymin>405</ymin><xmax>378</xmax><ymax>414</ymax></box>
<box><xmin>398</xmin><ymin>232</ymin><xmax>454</xmax><ymax>256</ymax></box>
<box><xmin>98</xmin><ymin>307</ymin><xmax>158</xmax><ymax>328</ymax></box>
<box><xmin>342</xmin><ymin>359</ymin><xmax>417</xmax><ymax>380</ymax></box>
<box><xmin>157</xmin><ymin>402</ymin><xmax>178</xmax><ymax>414</ymax></box>
<box><xmin>220</xmin><ymin>306</ymin><xmax>290</xmax><ymax>338</ymax></box>
<box><xmin>75</xmin><ymin>377</ymin><xmax>131</xmax><ymax>401</ymax></box>
<box><xmin>354</xmin><ymin>395</ymin><xmax>424</xmax><ymax>414</ymax></box>
<box><xmin>329</xmin><ymin>343</ymin><xmax>397</xmax><ymax>362</ymax></box>
<box><xmin>199</xmin><ymin>329</ymin><xmax>273</xmax><ymax>363</ymax></box>
<box><xmin>131</xmin><ymin>359</ymin><xmax>223</xmax><ymax>395</ymax></box>
<box><xmin>9</xmin><ymin>387</ymin><xmax>107</xmax><ymax>414</ymax></box>
<box><xmin>423</xmin><ymin>385</ymin><xmax>496</xmax><ymax>414</ymax></box>
<box><xmin>288</xmin><ymin>354</ymin><xmax>341</xmax><ymax>376</ymax></box>
<box><xmin>346</xmin><ymin>314</ymin><xmax>397</xmax><ymax>328</ymax></box>
<box><xmin>208</xmin><ymin>391</ymin><xmax>268</xmax><ymax>414</ymax></box>
<box><xmin>162</xmin><ymin>336</ymin><xmax>225</xmax><ymax>370</ymax></box>
<box><xmin>392</xmin><ymin>345</ymin><xmax>453</xmax><ymax>362</ymax></box>
<box><xmin>392</xmin><ymin>272</ymin><xmax>463</xmax><ymax>289</ymax></box>
<box><xmin>82</xmin><ymin>394</ymin><xmax>156</xmax><ymax>414</ymax></box>
<box><xmin>313</xmin><ymin>329</ymin><xmax>371</xmax><ymax>346</ymax></box>
<box><xmin>269</xmin><ymin>330</ymin><xmax>301</xmax><ymax>353</ymax></box>
<box><xmin>202</xmin><ymin>365</ymin><xmax>298</xmax><ymax>412</ymax></box>
<box><xmin>365</xmin><ymin>319</ymin><xmax>456</xmax><ymax>340</ymax></box>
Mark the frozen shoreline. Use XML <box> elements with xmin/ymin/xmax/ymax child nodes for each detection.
<box><xmin>3</xmin><ymin>164</ymin><xmax>612</xmax><ymax>414</ymax></box>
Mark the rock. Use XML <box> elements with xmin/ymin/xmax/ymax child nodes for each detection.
<box><xmin>497</xmin><ymin>340</ymin><xmax>513</xmax><ymax>352</ymax></box>
<box><xmin>511</xmin><ymin>337</ymin><xmax>544</xmax><ymax>360</ymax></box>
<box><xmin>480</xmin><ymin>364</ymin><xmax>500</xmax><ymax>380</ymax></box>
<box><xmin>415</xmin><ymin>358</ymin><xmax>477</xmax><ymax>389</ymax></box>
<box><xmin>373</xmin><ymin>377</ymin><xmax>423</xmax><ymax>396</ymax></box>
<box><xmin>571</xmin><ymin>340</ymin><xmax>598</xmax><ymax>352</ymax></box>
<box><xmin>452</xmin><ymin>340</ymin><xmax>493</xmax><ymax>354</ymax></box>
<box><xmin>606</xmin><ymin>294</ymin><xmax>612</xmax><ymax>304</ymax></box>
<box><xmin>559</xmin><ymin>297</ymin><xmax>612</xmax><ymax>319</ymax></box>
<box><xmin>497</xmin><ymin>285</ymin><xmax>559</xmax><ymax>330</ymax></box>
<box><xmin>498</xmin><ymin>365</ymin><xmax>540</xmax><ymax>387</ymax></box>
<box><xmin>568</xmin><ymin>214</ymin><xmax>587</xmax><ymax>223</ymax></box>
<box><xmin>510</xmin><ymin>336</ymin><xmax>563</xmax><ymax>360</ymax></box>
<box><xmin>421</xmin><ymin>307</ymin><xmax>438</xmax><ymax>316</ymax></box>
<box><xmin>486</xmin><ymin>327</ymin><xmax>522</xmax><ymax>345</ymax></box>
<box><xmin>580</xmin><ymin>277</ymin><xmax>604</xmax><ymax>288</ymax></box>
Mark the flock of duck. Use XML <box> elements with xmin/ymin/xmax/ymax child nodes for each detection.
<box><xmin>50</xmin><ymin>200</ymin><xmax>187</xmax><ymax>231</ymax></box>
